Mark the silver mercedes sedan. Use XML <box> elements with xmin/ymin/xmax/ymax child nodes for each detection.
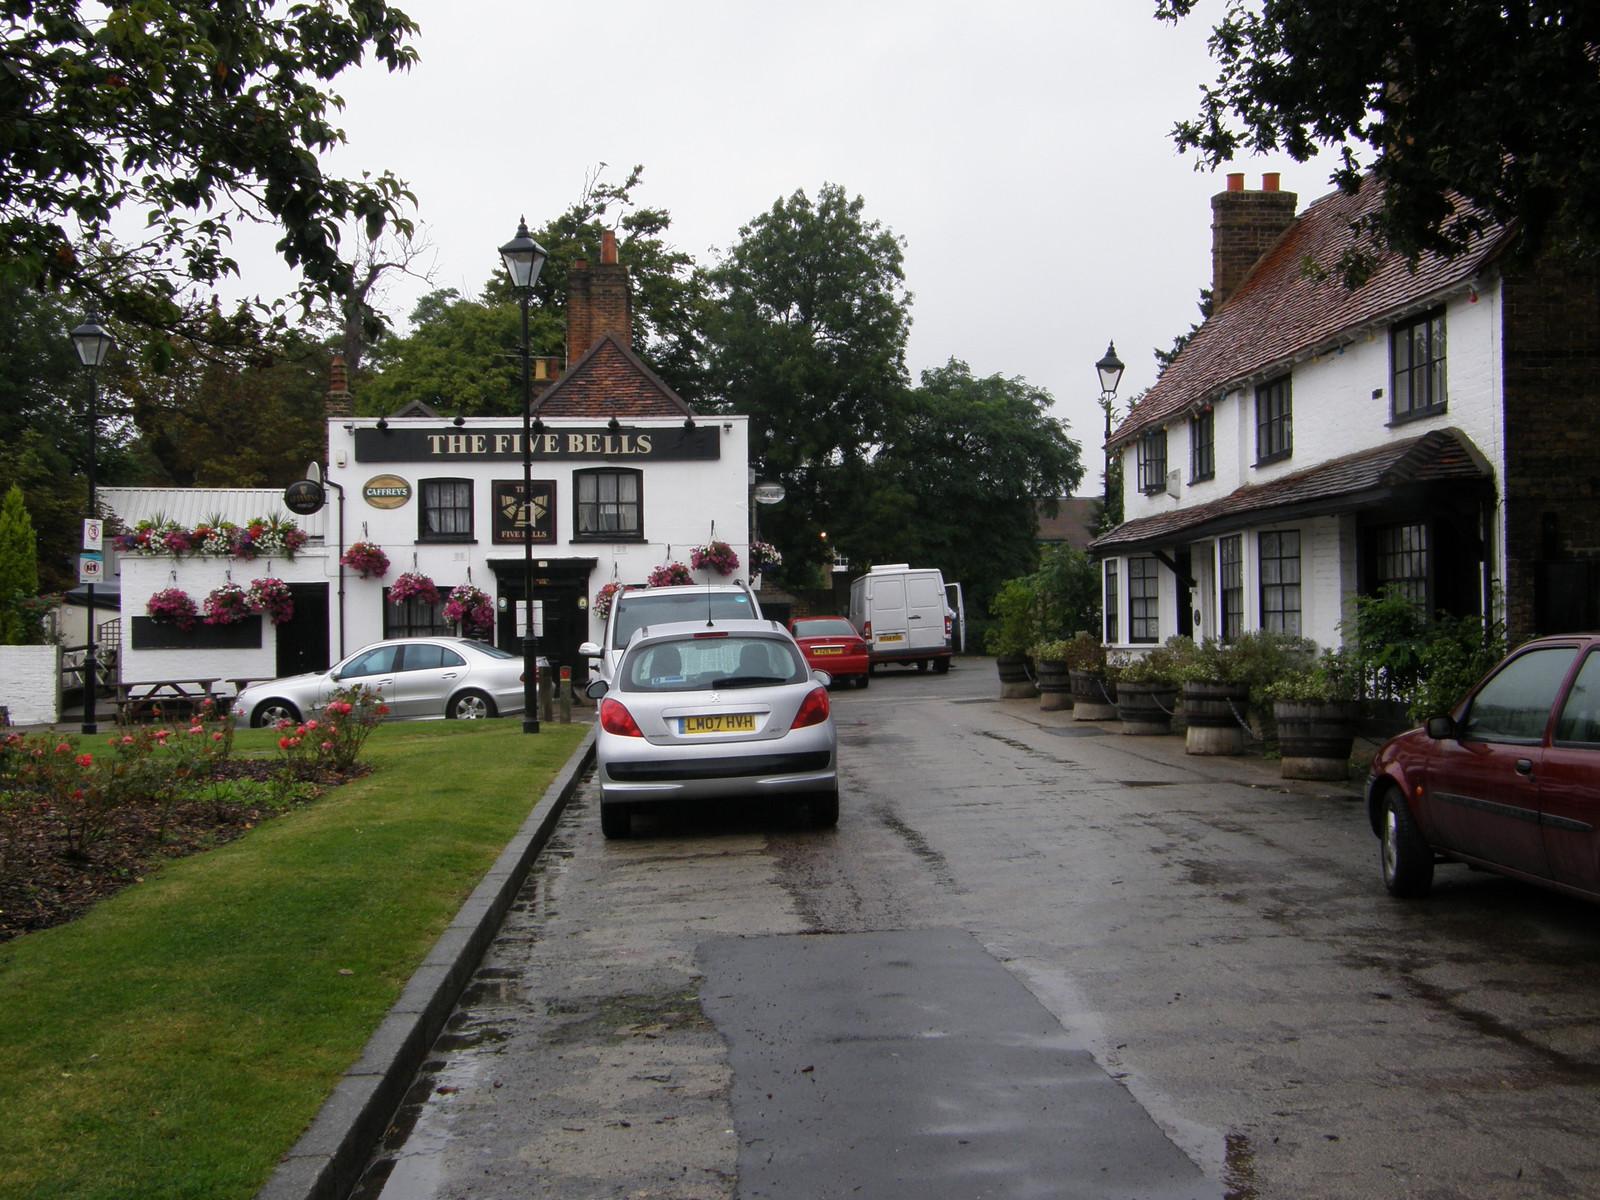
<box><xmin>234</xmin><ymin>637</ymin><xmax>529</xmax><ymax>727</ymax></box>
<box><xmin>585</xmin><ymin>619</ymin><xmax>839</xmax><ymax>838</ymax></box>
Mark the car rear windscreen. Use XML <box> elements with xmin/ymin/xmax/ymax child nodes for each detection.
<box><xmin>612</xmin><ymin>592</ymin><xmax>756</xmax><ymax>646</ymax></box>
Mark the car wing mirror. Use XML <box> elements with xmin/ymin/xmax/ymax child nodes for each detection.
<box><xmin>1425</xmin><ymin>715</ymin><xmax>1456</xmax><ymax>740</ymax></box>
<box><xmin>812</xmin><ymin>669</ymin><xmax>833</xmax><ymax>688</ymax></box>
<box><xmin>585</xmin><ymin>679</ymin><xmax>609</xmax><ymax>700</ymax></box>
<box><xmin>578</xmin><ymin>641</ymin><xmax>602</xmax><ymax>658</ymax></box>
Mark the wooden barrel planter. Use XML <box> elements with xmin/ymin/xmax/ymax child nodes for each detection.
<box><xmin>1070</xmin><ymin>669</ymin><xmax>1116</xmax><ymax>720</ymax></box>
<box><xmin>1035</xmin><ymin>659</ymin><xmax>1073</xmax><ymax>711</ymax></box>
<box><xmin>1114</xmin><ymin>682</ymin><xmax>1180</xmax><ymax>735</ymax></box>
<box><xmin>1275</xmin><ymin>700</ymin><xmax>1359</xmax><ymax>780</ymax></box>
<box><xmin>996</xmin><ymin>655</ymin><xmax>1036</xmax><ymax>700</ymax></box>
<box><xmin>1183</xmin><ymin>680</ymin><xmax>1250</xmax><ymax>756</ymax></box>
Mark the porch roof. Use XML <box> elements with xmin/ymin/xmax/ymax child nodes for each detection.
<box><xmin>1089</xmin><ymin>429</ymin><xmax>1492</xmax><ymax>554</ymax></box>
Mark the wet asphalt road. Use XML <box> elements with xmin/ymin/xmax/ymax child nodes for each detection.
<box><xmin>353</xmin><ymin>661</ymin><xmax>1600</xmax><ymax>1200</ymax></box>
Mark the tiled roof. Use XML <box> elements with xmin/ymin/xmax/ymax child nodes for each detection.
<box><xmin>1036</xmin><ymin>497</ymin><xmax>1100</xmax><ymax>551</ymax></box>
<box><xmin>533</xmin><ymin>333</ymin><xmax>692</xmax><ymax>419</ymax></box>
<box><xmin>1112</xmin><ymin>178</ymin><xmax>1510</xmax><ymax>449</ymax></box>
<box><xmin>1089</xmin><ymin>429</ymin><xmax>1491</xmax><ymax>552</ymax></box>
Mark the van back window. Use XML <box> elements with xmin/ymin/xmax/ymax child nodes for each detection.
<box><xmin>611</xmin><ymin>592</ymin><xmax>757</xmax><ymax>647</ymax></box>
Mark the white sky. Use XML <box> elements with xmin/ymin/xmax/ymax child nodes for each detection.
<box><xmin>232</xmin><ymin>0</ymin><xmax>1345</xmax><ymax>492</ymax></box>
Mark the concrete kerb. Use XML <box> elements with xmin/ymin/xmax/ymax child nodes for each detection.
<box><xmin>255</xmin><ymin>726</ymin><xmax>598</xmax><ymax>1200</ymax></box>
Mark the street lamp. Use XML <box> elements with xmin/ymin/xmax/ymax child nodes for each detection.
<box><xmin>70</xmin><ymin>312</ymin><xmax>115</xmax><ymax>735</ymax></box>
<box><xmin>500</xmin><ymin>218</ymin><xmax>549</xmax><ymax>734</ymax></box>
<box><xmin>1095</xmin><ymin>341</ymin><xmax>1125</xmax><ymax>516</ymax></box>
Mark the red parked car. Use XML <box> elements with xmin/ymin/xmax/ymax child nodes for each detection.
<box><xmin>788</xmin><ymin>617</ymin><xmax>871</xmax><ymax>689</ymax></box>
<box><xmin>1367</xmin><ymin>634</ymin><xmax>1600</xmax><ymax>901</ymax></box>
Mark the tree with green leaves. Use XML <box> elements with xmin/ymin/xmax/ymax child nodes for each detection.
<box><xmin>860</xmin><ymin>359</ymin><xmax>1083</xmax><ymax>614</ymax></box>
<box><xmin>702</xmin><ymin>184</ymin><xmax>913</xmax><ymax>567</ymax></box>
<box><xmin>1157</xmin><ymin>0</ymin><xmax>1600</xmax><ymax>280</ymax></box>
<box><xmin>1</xmin><ymin>0</ymin><xmax>418</xmax><ymax>344</ymax></box>
<box><xmin>0</xmin><ymin>484</ymin><xmax>41</xmax><ymax>643</ymax></box>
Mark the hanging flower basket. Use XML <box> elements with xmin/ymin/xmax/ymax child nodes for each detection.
<box><xmin>593</xmin><ymin>581</ymin><xmax>623</xmax><ymax>620</ymax></box>
<box><xmin>691</xmin><ymin>540</ymin><xmax>740</xmax><ymax>576</ymax></box>
<box><xmin>341</xmin><ymin>541</ymin><xmax>390</xmax><ymax>579</ymax></box>
<box><xmin>202</xmin><ymin>582</ymin><xmax>253</xmax><ymax>626</ymax></box>
<box><xmin>749</xmin><ymin>541</ymin><xmax>782</xmax><ymax>573</ymax></box>
<box><xmin>145</xmin><ymin>587</ymin><xmax>199</xmax><ymax>631</ymax></box>
<box><xmin>389</xmin><ymin>572</ymin><xmax>440</xmax><ymax>606</ymax></box>
<box><xmin>647</xmin><ymin>562</ymin><xmax>694</xmax><ymax>587</ymax></box>
<box><xmin>444</xmin><ymin>584</ymin><xmax>494</xmax><ymax>637</ymax></box>
<box><xmin>247</xmin><ymin>577</ymin><xmax>295</xmax><ymax>625</ymax></box>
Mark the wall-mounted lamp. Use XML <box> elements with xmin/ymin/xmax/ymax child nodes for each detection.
<box><xmin>453</xmin><ymin>412</ymin><xmax>466</xmax><ymax>427</ymax></box>
<box><xmin>684</xmin><ymin>414</ymin><xmax>696</xmax><ymax>429</ymax></box>
<box><xmin>608</xmin><ymin>415</ymin><xmax>621</xmax><ymax>432</ymax></box>
<box><xmin>375</xmin><ymin>417</ymin><xmax>389</xmax><ymax>431</ymax></box>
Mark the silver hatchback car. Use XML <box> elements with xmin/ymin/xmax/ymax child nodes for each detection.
<box><xmin>586</xmin><ymin>619</ymin><xmax>839</xmax><ymax>838</ymax></box>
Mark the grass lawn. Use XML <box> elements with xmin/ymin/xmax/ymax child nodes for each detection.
<box><xmin>0</xmin><ymin>718</ymin><xmax>589</xmax><ymax>1200</ymax></box>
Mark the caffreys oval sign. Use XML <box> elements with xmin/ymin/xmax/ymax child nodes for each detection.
<box><xmin>362</xmin><ymin>474</ymin><xmax>412</xmax><ymax>509</ymax></box>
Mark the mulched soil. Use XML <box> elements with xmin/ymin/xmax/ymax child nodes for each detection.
<box><xmin>0</xmin><ymin>760</ymin><xmax>367</xmax><ymax>943</ymax></box>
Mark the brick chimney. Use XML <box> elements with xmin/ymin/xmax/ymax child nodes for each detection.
<box><xmin>566</xmin><ymin>228</ymin><xmax>633</xmax><ymax>361</ymax></box>
<box><xmin>1211</xmin><ymin>173</ymin><xmax>1298</xmax><ymax>311</ymax></box>
<box><xmin>325</xmin><ymin>356</ymin><xmax>354</xmax><ymax>419</ymax></box>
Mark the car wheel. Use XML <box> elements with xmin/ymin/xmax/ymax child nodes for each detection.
<box><xmin>916</xmin><ymin>659</ymin><xmax>928</xmax><ymax>672</ymax></box>
<box><xmin>808</xmin><ymin>790</ymin><xmax>839</xmax><ymax>829</ymax></box>
<box><xmin>855</xmin><ymin>672</ymin><xmax>870</xmax><ymax>690</ymax></box>
<box><xmin>933</xmin><ymin>658</ymin><xmax>950</xmax><ymax>674</ymax></box>
<box><xmin>252</xmin><ymin>699</ymin><xmax>301</xmax><ymax>728</ymax></box>
<box><xmin>600</xmin><ymin>802</ymin><xmax>633</xmax><ymax>840</ymax></box>
<box><xmin>447</xmin><ymin>689</ymin><xmax>496</xmax><ymax>720</ymax></box>
<box><xmin>1380</xmin><ymin>788</ymin><xmax>1434</xmax><ymax>898</ymax></box>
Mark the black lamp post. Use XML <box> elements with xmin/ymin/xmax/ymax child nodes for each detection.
<box><xmin>1095</xmin><ymin>341</ymin><xmax>1125</xmax><ymax>515</ymax></box>
<box><xmin>500</xmin><ymin>218</ymin><xmax>549</xmax><ymax>734</ymax></box>
<box><xmin>70</xmin><ymin>312</ymin><xmax>114</xmax><ymax>735</ymax></box>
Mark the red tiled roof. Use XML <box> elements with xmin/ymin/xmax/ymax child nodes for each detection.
<box><xmin>533</xmin><ymin>333</ymin><xmax>692</xmax><ymax>419</ymax></box>
<box><xmin>1090</xmin><ymin>429</ymin><xmax>1492</xmax><ymax>552</ymax></box>
<box><xmin>1112</xmin><ymin>178</ymin><xmax>1510</xmax><ymax>449</ymax></box>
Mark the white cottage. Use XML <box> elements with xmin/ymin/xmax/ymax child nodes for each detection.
<box><xmin>106</xmin><ymin>233</ymin><xmax>751</xmax><ymax>694</ymax></box>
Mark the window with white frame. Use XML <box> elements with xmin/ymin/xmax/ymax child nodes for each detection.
<box><xmin>1258</xmin><ymin>530</ymin><xmax>1302</xmax><ymax>635</ymax></box>
<box><xmin>1255</xmin><ymin>376</ymin><xmax>1292</xmax><ymax>465</ymax></box>
<box><xmin>1136</xmin><ymin>430</ymin><xmax>1168</xmax><ymax>494</ymax></box>
<box><xmin>1391</xmin><ymin>310</ymin><xmax>1447</xmax><ymax>421</ymax></box>
<box><xmin>1129</xmin><ymin>557</ymin><xmax>1160</xmax><ymax>644</ymax></box>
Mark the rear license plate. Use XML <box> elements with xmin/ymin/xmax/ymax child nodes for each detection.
<box><xmin>813</xmin><ymin>646</ymin><xmax>843</xmax><ymax>655</ymax></box>
<box><xmin>681</xmin><ymin>713</ymin><xmax>757</xmax><ymax>735</ymax></box>
<box><xmin>878</xmin><ymin>633</ymin><xmax>904</xmax><ymax>643</ymax></box>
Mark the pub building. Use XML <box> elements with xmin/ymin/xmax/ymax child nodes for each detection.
<box><xmin>103</xmin><ymin>234</ymin><xmax>754</xmax><ymax>697</ymax></box>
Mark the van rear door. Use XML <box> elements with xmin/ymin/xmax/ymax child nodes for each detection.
<box><xmin>904</xmin><ymin>571</ymin><xmax>946</xmax><ymax>652</ymax></box>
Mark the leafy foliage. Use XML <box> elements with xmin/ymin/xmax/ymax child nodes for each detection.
<box><xmin>1</xmin><ymin>0</ymin><xmax>419</xmax><ymax>336</ymax></box>
<box><xmin>1156</xmin><ymin>0</ymin><xmax>1600</xmax><ymax>279</ymax></box>
<box><xmin>0</xmin><ymin>484</ymin><xmax>42</xmax><ymax>643</ymax></box>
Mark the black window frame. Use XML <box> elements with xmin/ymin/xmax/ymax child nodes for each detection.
<box><xmin>1255</xmin><ymin>376</ymin><xmax>1293</xmax><ymax>466</ymax></box>
<box><xmin>1374</xmin><ymin>522</ymin><xmax>1429</xmax><ymax>609</ymax></box>
<box><xmin>573</xmin><ymin>467</ymin><xmax>644</xmax><ymax>541</ymax></box>
<box><xmin>382</xmin><ymin>595</ymin><xmax>449</xmax><ymax>639</ymax></box>
<box><xmin>1219</xmin><ymin>534</ymin><xmax>1243</xmax><ymax>643</ymax></box>
<box><xmin>1391</xmin><ymin>309</ymin><xmax>1447</xmax><ymax>422</ymax></box>
<box><xmin>1136</xmin><ymin>430</ymin><xmax>1168</xmax><ymax>494</ymax></box>
<box><xmin>1104</xmin><ymin>560</ymin><xmax>1119</xmax><ymax>644</ymax></box>
<box><xmin>1258</xmin><ymin>529</ymin><xmax>1302</xmax><ymax>636</ymax></box>
<box><xmin>1190</xmin><ymin>408</ymin><xmax>1215</xmax><ymax>483</ymax></box>
<box><xmin>1129</xmin><ymin>556</ymin><xmax>1160</xmax><ymax>644</ymax></box>
<box><xmin>418</xmin><ymin>477</ymin><xmax>475</xmax><ymax>543</ymax></box>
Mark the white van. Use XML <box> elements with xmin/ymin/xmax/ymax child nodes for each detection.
<box><xmin>848</xmin><ymin>565</ymin><xmax>960</xmax><ymax>674</ymax></box>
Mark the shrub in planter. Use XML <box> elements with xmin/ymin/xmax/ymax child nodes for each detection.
<box><xmin>1106</xmin><ymin>641</ymin><xmax>1187</xmax><ymax>734</ymax></box>
<box><xmin>1266</xmin><ymin>649</ymin><xmax>1362</xmax><ymax>780</ymax></box>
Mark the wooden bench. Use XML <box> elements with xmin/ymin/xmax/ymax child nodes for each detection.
<box><xmin>113</xmin><ymin>680</ymin><xmax>221</xmax><ymax>724</ymax></box>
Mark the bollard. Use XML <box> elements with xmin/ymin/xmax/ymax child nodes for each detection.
<box><xmin>541</xmin><ymin>662</ymin><xmax>555</xmax><ymax>723</ymax></box>
<box><xmin>559</xmin><ymin>665</ymin><xmax>572</xmax><ymax>724</ymax></box>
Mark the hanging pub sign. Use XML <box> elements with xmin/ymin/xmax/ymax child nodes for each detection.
<box><xmin>282</xmin><ymin>478</ymin><xmax>326</xmax><ymax>515</ymax></box>
<box><xmin>493</xmin><ymin>480</ymin><xmax>557</xmax><ymax>544</ymax></box>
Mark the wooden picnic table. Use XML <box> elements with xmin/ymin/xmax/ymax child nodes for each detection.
<box><xmin>113</xmin><ymin>679</ymin><xmax>265</xmax><ymax>723</ymax></box>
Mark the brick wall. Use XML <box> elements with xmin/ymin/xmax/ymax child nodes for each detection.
<box><xmin>1211</xmin><ymin>177</ymin><xmax>1299</xmax><ymax>311</ymax></box>
<box><xmin>1501</xmin><ymin>260</ymin><xmax>1600</xmax><ymax>638</ymax></box>
<box><xmin>566</xmin><ymin>230</ymin><xmax>633</xmax><ymax>362</ymax></box>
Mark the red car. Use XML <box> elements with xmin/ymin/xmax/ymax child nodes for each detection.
<box><xmin>1368</xmin><ymin>634</ymin><xmax>1600</xmax><ymax>901</ymax></box>
<box><xmin>788</xmin><ymin>617</ymin><xmax>871</xmax><ymax>689</ymax></box>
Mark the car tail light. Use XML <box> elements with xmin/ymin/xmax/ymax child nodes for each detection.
<box><xmin>791</xmin><ymin>686</ymin><xmax>831</xmax><ymax>729</ymax></box>
<box><xmin>944</xmin><ymin>615</ymin><xmax>952</xmax><ymax>638</ymax></box>
<box><xmin>862</xmin><ymin>620</ymin><xmax>871</xmax><ymax>638</ymax></box>
<box><xmin>600</xmin><ymin>698</ymin><xmax>644</xmax><ymax>738</ymax></box>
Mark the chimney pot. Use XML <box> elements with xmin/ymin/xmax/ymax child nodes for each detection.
<box><xmin>1227</xmin><ymin>172</ymin><xmax>1245</xmax><ymax>191</ymax></box>
<box><xmin>1263</xmin><ymin>173</ymin><xmax>1281</xmax><ymax>192</ymax></box>
<box><xmin>601</xmin><ymin>230</ymin><xmax>618</xmax><ymax>264</ymax></box>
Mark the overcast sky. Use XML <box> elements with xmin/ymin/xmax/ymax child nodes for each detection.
<box><xmin>237</xmin><ymin>0</ymin><xmax>1344</xmax><ymax>493</ymax></box>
